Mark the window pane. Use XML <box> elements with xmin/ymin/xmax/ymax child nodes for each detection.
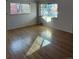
<box><xmin>41</xmin><ymin>4</ymin><xmax>58</xmax><ymax>18</ymax></box>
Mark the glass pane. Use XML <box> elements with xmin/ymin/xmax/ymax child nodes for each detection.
<box><xmin>41</xmin><ymin>4</ymin><xmax>58</xmax><ymax>18</ymax></box>
<box><xmin>41</xmin><ymin>4</ymin><xmax>58</xmax><ymax>22</ymax></box>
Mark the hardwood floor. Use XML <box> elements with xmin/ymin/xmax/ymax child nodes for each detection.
<box><xmin>7</xmin><ymin>25</ymin><xmax>73</xmax><ymax>59</ymax></box>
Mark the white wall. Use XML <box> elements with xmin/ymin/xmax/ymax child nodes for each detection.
<box><xmin>40</xmin><ymin>0</ymin><xmax>73</xmax><ymax>33</ymax></box>
<box><xmin>6</xmin><ymin>0</ymin><xmax>37</xmax><ymax>30</ymax></box>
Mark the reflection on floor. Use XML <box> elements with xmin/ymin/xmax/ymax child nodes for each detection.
<box><xmin>7</xmin><ymin>25</ymin><xmax>73</xmax><ymax>59</ymax></box>
<box><xmin>27</xmin><ymin>35</ymin><xmax>51</xmax><ymax>56</ymax></box>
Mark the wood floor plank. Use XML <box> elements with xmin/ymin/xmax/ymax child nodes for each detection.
<box><xmin>7</xmin><ymin>25</ymin><xmax>73</xmax><ymax>59</ymax></box>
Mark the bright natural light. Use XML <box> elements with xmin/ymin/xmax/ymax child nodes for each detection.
<box><xmin>42</xmin><ymin>16</ymin><xmax>52</xmax><ymax>22</ymax></box>
<box><xmin>41</xmin><ymin>4</ymin><xmax>58</xmax><ymax>22</ymax></box>
<box><xmin>40</xmin><ymin>29</ymin><xmax>52</xmax><ymax>39</ymax></box>
<box><xmin>26</xmin><ymin>36</ymin><xmax>51</xmax><ymax>56</ymax></box>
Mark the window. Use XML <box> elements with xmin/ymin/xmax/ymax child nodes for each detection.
<box><xmin>10</xmin><ymin>3</ymin><xmax>31</xmax><ymax>14</ymax></box>
<box><xmin>41</xmin><ymin>4</ymin><xmax>58</xmax><ymax>22</ymax></box>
